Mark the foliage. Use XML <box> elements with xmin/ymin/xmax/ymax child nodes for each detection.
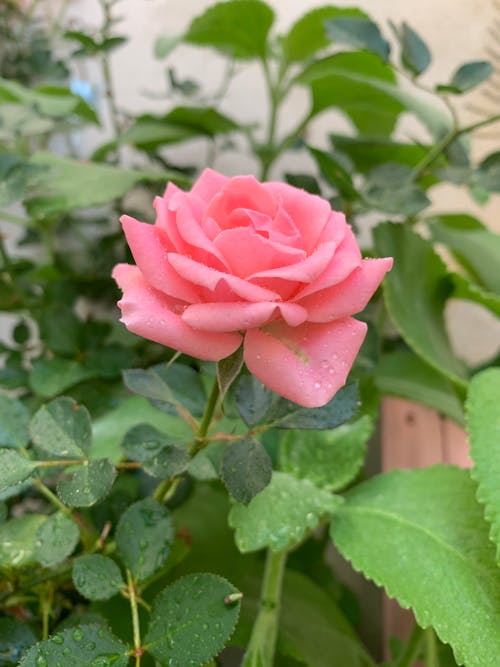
<box><xmin>0</xmin><ymin>1</ymin><xmax>499</xmax><ymax>667</ymax></box>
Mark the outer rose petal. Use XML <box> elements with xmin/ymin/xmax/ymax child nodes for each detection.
<box><xmin>121</xmin><ymin>216</ymin><xmax>200</xmax><ymax>303</ymax></box>
<box><xmin>297</xmin><ymin>257</ymin><xmax>393</xmax><ymax>322</ymax></box>
<box><xmin>182</xmin><ymin>301</ymin><xmax>308</xmax><ymax>332</ymax></box>
<box><xmin>112</xmin><ymin>264</ymin><xmax>241</xmax><ymax>361</ymax></box>
<box><xmin>244</xmin><ymin>318</ymin><xmax>367</xmax><ymax>408</ymax></box>
<box><xmin>190</xmin><ymin>168</ymin><xmax>229</xmax><ymax>203</ymax></box>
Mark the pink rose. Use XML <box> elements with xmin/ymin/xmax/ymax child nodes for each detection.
<box><xmin>112</xmin><ymin>169</ymin><xmax>392</xmax><ymax>408</ymax></box>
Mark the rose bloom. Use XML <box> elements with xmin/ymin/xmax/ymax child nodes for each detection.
<box><xmin>113</xmin><ymin>169</ymin><xmax>392</xmax><ymax>408</ymax></box>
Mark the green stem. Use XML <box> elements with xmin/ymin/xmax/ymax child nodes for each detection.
<box><xmin>259</xmin><ymin>57</ymin><xmax>289</xmax><ymax>181</ymax></box>
<box><xmin>242</xmin><ymin>549</ymin><xmax>288</xmax><ymax>667</ymax></box>
<box><xmin>33</xmin><ymin>478</ymin><xmax>73</xmax><ymax>517</ymax></box>
<box><xmin>126</xmin><ymin>570</ymin><xmax>143</xmax><ymax>667</ymax></box>
<box><xmin>394</xmin><ymin>623</ymin><xmax>424</xmax><ymax>667</ymax></box>
<box><xmin>39</xmin><ymin>583</ymin><xmax>54</xmax><ymax>640</ymax></box>
<box><xmin>100</xmin><ymin>0</ymin><xmax>122</xmax><ymax>161</ymax></box>
<box><xmin>424</xmin><ymin>628</ymin><xmax>439</xmax><ymax>667</ymax></box>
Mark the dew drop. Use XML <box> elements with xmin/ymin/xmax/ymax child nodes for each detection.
<box><xmin>72</xmin><ymin>629</ymin><xmax>84</xmax><ymax>641</ymax></box>
<box><xmin>314</xmin><ymin>382</ymin><xmax>321</xmax><ymax>389</ymax></box>
<box><xmin>36</xmin><ymin>655</ymin><xmax>47</xmax><ymax>667</ymax></box>
<box><xmin>52</xmin><ymin>635</ymin><xmax>64</xmax><ymax>645</ymax></box>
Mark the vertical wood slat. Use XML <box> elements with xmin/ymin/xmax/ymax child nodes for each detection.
<box><xmin>381</xmin><ymin>398</ymin><xmax>471</xmax><ymax>659</ymax></box>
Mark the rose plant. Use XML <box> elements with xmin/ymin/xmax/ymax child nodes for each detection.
<box><xmin>113</xmin><ymin>169</ymin><xmax>392</xmax><ymax>407</ymax></box>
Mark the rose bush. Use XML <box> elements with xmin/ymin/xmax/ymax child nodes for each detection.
<box><xmin>113</xmin><ymin>169</ymin><xmax>392</xmax><ymax>407</ymax></box>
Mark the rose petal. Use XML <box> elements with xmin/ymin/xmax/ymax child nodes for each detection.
<box><xmin>244</xmin><ymin>318</ymin><xmax>367</xmax><ymax>407</ymax></box>
<box><xmin>294</xmin><ymin>225</ymin><xmax>362</xmax><ymax>300</ymax></box>
<box><xmin>182</xmin><ymin>301</ymin><xmax>308</xmax><ymax>332</ymax></box>
<box><xmin>262</xmin><ymin>182</ymin><xmax>332</xmax><ymax>253</ymax></box>
<box><xmin>214</xmin><ymin>227</ymin><xmax>306</xmax><ymax>278</ymax></box>
<box><xmin>248</xmin><ymin>241</ymin><xmax>337</xmax><ymax>284</ymax></box>
<box><xmin>206</xmin><ymin>175</ymin><xmax>277</xmax><ymax>230</ymax></box>
<box><xmin>112</xmin><ymin>264</ymin><xmax>241</xmax><ymax>361</ymax></box>
<box><xmin>121</xmin><ymin>216</ymin><xmax>200</xmax><ymax>303</ymax></box>
<box><xmin>154</xmin><ymin>191</ymin><xmax>187</xmax><ymax>253</ymax></box>
<box><xmin>190</xmin><ymin>168</ymin><xmax>229</xmax><ymax>203</ymax></box>
<box><xmin>298</xmin><ymin>257</ymin><xmax>394</xmax><ymax>322</ymax></box>
<box><xmin>168</xmin><ymin>253</ymin><xmax>281</xmax><ymax>302</ymax></box>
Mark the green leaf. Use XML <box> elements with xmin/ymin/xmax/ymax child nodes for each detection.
<box><xmin>217</xmin><ymin>346</ymin><xmax>244</xmax><ymax>400</ymax></box>
<box><xmin>440</xmin><ymin>60</ymin><xmax>493</xmax><ymax>93</ymax></box>
<box><xmin>373</xmin><ymin>223</ymin><xmax>467</xmax><ymax>385</ymax></box>
<box><xmin>396</xmin><ymin>22</ymin><xmax>431</xmax><ymax>75</ymax></box>
<box><xmin>450</xmin><ymin>273</ymin><xmax>500</xmax><ymax>317</ymax></box>
<box><xmin>325</xmin><ymin>17</ymin><xmax>390</xmax><ymax>62</ymax></box>
<box><xmin>467</xmin><ymin>369</ymin><xmax>500</xmax><ymax>562</ymax></box>
<box><xmin>307</xmin><ymin>146</ymin><xmax>359</xmax><ymax>200</ymax></box>
<box><xmin>0</xmin><ymin>395</ymin><xmax>30</xmax><ymax>448</ymax></box>
<box><xmin>229</xmin><ymin>472</ymin><xmax>342</xmax><ymax>552</ymax></box>
<box><xmin>73</xmin><ymin>554</ymin><xmax>124</xmax><ymax>600</ymax></box>
<box><xmin>236</xmin><ymin>375</ymin><xmax>273</xmax><ymax>427</ymax></box>
<box><xmin>35</xmin><ymin>512</ymin><xmax>79</xmax><ymax>567</ymax></box>
<box><xmin>362</xmin><ymin>163</ymin><xmax>430</xmax><ymax>215</ymax></box>
<box><xmin>142</xmin><ymin>444</ymin><xmax>190</xmax><ymax>479</ymax></box>
<box><xmin>282</xmin><ymin>7</ymin><xmax>368</xmax><ymax>63</ymax></box>
<box><xmin>116</xmin><ymin>498</ymin><xmax>174</xmax><ymax>581</ymax></box>
<box><xmin>476</xmin><ymin>151</ymin><xmax>500</xmax><ymax>193</ymax></box>
<box><xmin>0</xmin><ymin>618</ymin><xmax>37</xmax><ymax>666</ymax></box>
<box><xmin>121</xmin><ymin>424</ymin><xmax>189</xmax><ymax>477</ymax></box>
<box><xmin>123</xmin><ymin>362</ymin><xmax>206</xmax><ymax>417</ymax></box>
<box><xmin>29</xmin><ymin>358</ymin><xmax>93</xmax><ymax>398</ymax></box>
<box><xmin>331</xmin><ymin>466</ymin><xmax>500</xmax><ymax>667</ymax></box>
<box><xmin>280</xmin><ymin>416</ymin><xmax>373</xmax><ymax>492</ymax></box>
<box><xmin>221</xmin><ymin>438</ymin><xmax>272</xmax><ymax>504</ymax></box>
<box><xmin>374</xmin><ymin>351</ymin><xmax>465</xmax><ymax>425</ymax></box>
<box><xmin>184</xmin><ymin>0</ymin><xmax>274</xmax><ymax>59</ymax></box>
<box><xmin>0</xmin><ymin>450</ymin><xmax>36</xmax><ymax>493</ymax></box>
<box><xmin>428</xmin><ymin>214</ymin><xmax>500</xmax><ymax>294</ymax></box>
<box><xmin>25</xmin><ymin>152</ymin><xmax>187</xmax><ymax>218</ymax></box>
<box><xmin>18</xmin><ymin>624</ymin><xmax>129</xmax><ymax>667</ymax></box>
<box><xmin>57</xmin><ymin>459</ymin><xmax>116</xmax><ymax>507</ymax></box>
<box><xmin>145</xmin><ymin>573</ymin><xmax>241</xmax><ymax>666</ymax></box>
<box><xmin>38</xmin><ymin>304</ymin><xmax>81</xmax><ymax>356</ymax></box>
<box><xmin>30</xmin><ymin>397</ymin><xmax>92</xmax><ymax>459</ymax></box>
<box><xmin>0</xmin><ymin>514</ymin><xmax>47</xmax><ymax>568</ymax></box>
<box><xmin>154</xmin><ymin>34</ymin><xmax>182</xmax><ymax>59</ymax></box>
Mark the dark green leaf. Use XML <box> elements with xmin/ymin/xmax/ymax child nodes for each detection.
<box><xmin>467</xmin><ymin>369</ymin><xmax>500</xmax><ymax>562</ymax></box>
<box><xmin>308</xmin><ymin>146</ymin><xmax>359</xmax><ymax>200</ymax></box>
<box><xmin>29</xmin><ymin>358</ymin><xmax>93</xmax><ymax>398</ymax></box>
<box><xmin>284</xmin><ymin>173</ymin><xmax>321</xmax><ymax>194</ymax></box>
<box><xmin>30</xmin><ymin>396</ymin><xmax>92</xmax><ymax>458</ymax></box>
<box><xmin>184</xmin><ymin>0</ymin><xmax>274</xmax><ymax>59</ymax></box>
<box><xmin>428</xmin><ymin>214</ymin><xmax>500</xmax><ymax>293</ymax></box>
<box><xmin>18</xmin><ymin>624</ymin><xmax>129</xmax><ymax>667</ymax></box>
<box><xmin>325</xmin><ymin>17</ymin><xmax>390</xmax><ymax>62</ymax></box>
<box><xmin>142</xmin><ymin>444</ymin><xmax>190</xmax><ymax>479</ymax></box>
<box><xmin>221</xmin><ymin>438</ymin><xmax>272</xmax><ymax>504</ymax></box>
<box><xmin>280</xmin><ymin>416</ymin><xmax>373</xmax><ymax>491</ymax></box>
<box><xmin>164</xmin><ymin>106</ymin><xmax>238</xmax><ymax>135</ymax></box>
<box><xmin>439</xmin><ymin>60</ymin><xmax>493</xmax><ymax>93</ymax></box>
<box><xmin>331</xmin><ymin>466</ymin><xmax>500</xmax><ymax>667</ymax></box>
<box><xmin>450</xmin><ymin>273</ymin><xmax>500</xmax><ymax>317</ymax></box>
<box><xmin>72</xmin><ymin>554</ymin><xmax>124</xmax><ymax>600</ymax></box>
<box><xmin>330</xmin><ymin>134</ymin><xmax>432</xmax><ymax>174</ymax></box>
<box><xmin>374</xmin><ymin>351</ymin><xmax>464</xmax><ymax>425</ymax></box>
<box><xmin>0</xmin><ymin>395</ymin><xmax>30</xmax><ymax>448</ymax></box>
<box><xmin>121</xmin><ymin>423</ymin><xmax>175</xmax><ymax>461</ymax></box>
<box><xmin>35</xmin><ymin>512</ymin><xmax>79</xmax><ymax>567</ymax></box>
<box><xmin>397</xmin><ymin>22</ymin><xmax>431</xmax><ymax>75</ymax></box>
<box><xmin>217</xmin><ymin>346</ymin><xmax>244</xmax><ymax>400</ymax></box>
<box><xmin>236</xmin><ymin>375</ymin><xmax>273</xmax><ymax>427</ymax></box>
<box><xmin>13</xmin><ymin>320</ymin><xmax>30</xmax><ymax>344</ymax></box>
<box><xmin>362</xmin><ymin>163</ymin><xmax>430</xmax><ymax>215</ymax></box>
<box><xmin>116</xmin><ymin>498</ymin><xmax>174</xmax><ymax>581</ymax></box>
<box><xmin>38</xmin><ymin>304</ymin><xmax>80</xmax><ymax>356</ymax></box>
<box><xmin>145</xmin><ymin>573</ymin><xmax>241</xmax><ymax>666</ymax></box>
<box><xmin>373</xmin><ymin>223</ymin><xmax>467</xmax><ymax>385</ymax></box>
<box><xmin>0</xmin><ymin>450</ymin><xmax>36</xmax><ymax>494</ymax></box>
<box><xmin>57</xmin><ymin>459</ymin><xmax>116</xmax><ymax>507</ymax></box>
<box><xmin>229</xmin><ymin>472</ymin><xmax>342</xmax><ymax>552</ymax></box>
<box><xmin>0</xmin><ymin>618</ymin><xmax>37</xmax><ymax>666</ymax></box>
<box><xmin>0</xmin><ymin>515</ymin><xmax>46</xmax><ymax>567</ymax></box>
<box><xmin>282</xmin><ymin>7</ymin><xmax>368</xmax><ymax>62</ymax></box>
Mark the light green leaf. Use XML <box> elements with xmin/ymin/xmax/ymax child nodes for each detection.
<box><xmin>145</xmin><ymin>573</ymin><xmax>241</xmax><ymax>667</ymax></box>
<box><xmin>331</xmin><ymin>466</ymin><xmax>500</xmax><ymax>667</ymax></box>
<box><xmin>0</xmin><ymin>450</ymin><xmax>36</xmax><ymax>493</ymax></box>
<box><xmin>73</xmin><ymin>554</ymin><xmax>124</xmax><ymax>600</ymax></box>
<box><xmin>35</xmin><ymin>512</ymin><xmax>79</xmax><ymax>567</ymax></box>
<box><xmin>440</xmin><ymin>61</ymin><xmax>493</xmax><ymax>93</ymax></box>
<box><xmin>229</xmin><ymin>472</ymin><xmax>342</xmax><ymax>552</ymax></box>
<box><xmin>476</xmin><ymin>151</ymin><xmax>500</xmax><ymax>193</ymax></box>
<box><xmin>428</xmin><ymin>214</ymin><xmax>500</xmax><ymax>294</ymax></box>
<box><xmin>29</xmin><ymin>358</ymin><xmax>93</xmax><ymax>398</ymax></box>
<box><xmin>30</xmin><ymin>397</ymin><xmax>92</xmax><ymax>459</ymax></box>
<box><xmin>467</xmin><ymin>369</ymin><xmax>500</xmax><ymax>562</ymax></box>
<box><xmin>373</xmin><ymin>223</ymin><xmax>467</xmax><ymax>385</ymax></box>
<box><xmin>280</xmin><ymin>416</ymin><xmax>373</xmax><ymax>492</ymax></box>
<box><xmin>57</xmin><ymin>459</ymin><xmax>116</xmax><ymax>507</ymax></box>
<box><xmin>18</xmin><ymin>624</ymin><xmax>129</xmax><ymax>667</ymax></box>
<box><xmin>450</xmin><ymin>273</ymin><xmax>500</xmax><ymax>317</ymax></box>
<box><xmin>154</xmin><ymin>34</ymin><xmax>182</xmax><ymax>59</ymax></box>
<box><xmin>221</xmin><ymin>438</ymin><xmax>272</xmax><ymax>504</ymax></box>
<box><xmin>0</xmin><ymin>618</ymin><xmax>37</xmax><ymax>665</ymax></box>
<box><xmin>184</xmin><ymin>0</ymin><xmax>274</xmax><ymax>59</ymax></box>
<box><xmin>282</xmin><ymin>7</ymin><xmax>368</xmax><ymax>63</ymax></box>
<box><xmin>0</xmin><ymin>395</ymin><xmax>30</xmax><ymax>449</ymax></box>
<box><xmin>362</xmin><ymin>163</ymin><xmax>430</xmax><ymax>215</ymax></box>
<box><xmin>374</xmin><ymin>351</ymin><xmax>465</xmax><ymax>425</ymax></box>
<box><xmin>0</xmin><ymin>514</ymin><xmax>47</xmax><ymax>568</ymax></box>
<box><xmin>325</xmin><ymin>16</ymin><xmax>390</xmax><ymax>62</ymax></box>
<box><xmin>25</xmin><ymin>152</ymin><xmax>187</xmax><ymax>218</ymax></box>
<box><xmin>116</xmin><ymin>498</ymin><xmax>174</xmax><ymax>581</ymax></box>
